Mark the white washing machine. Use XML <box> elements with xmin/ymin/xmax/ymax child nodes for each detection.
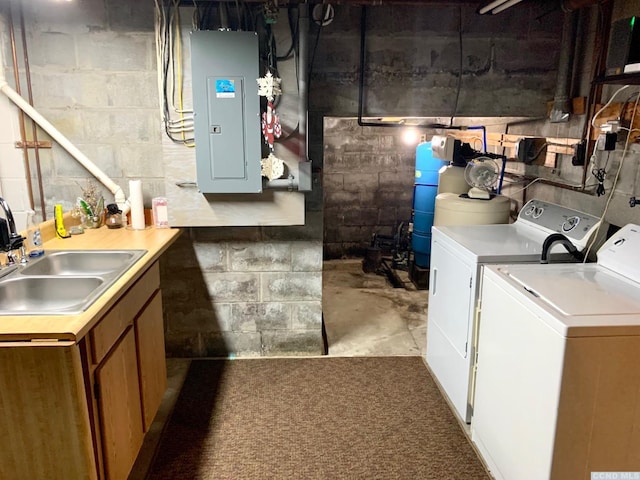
<box><xmin>426</xmin><ymin>199</ymin><xmax>601</xmax><ymax>423</ymax></box>
<box><xmin>471</xmin><ymin>224</ymin><xmax>640</xmax><ymax>480</ymax></box>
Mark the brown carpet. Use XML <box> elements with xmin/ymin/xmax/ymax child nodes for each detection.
<box><xmin>147</xmin><ymin>356</ymin><xmax>489</xmax><ymax>480</ymax></box>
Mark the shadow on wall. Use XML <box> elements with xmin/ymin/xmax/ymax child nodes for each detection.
<box><xmin>160</xmin><ymin>223</ymin><xmax>325</xmax><ymax>358</ymax></box>
<box><xmin>160</xmin><ymin>235</ymin><xmax>230</xmax><ymax>358</ymax></box>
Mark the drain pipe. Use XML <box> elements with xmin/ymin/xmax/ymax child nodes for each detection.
<box><xmin>0</xmin><ymin>81</ymin><xmax>130</xmax><ymax>213</ymax></box>
<box><xmin>550</xmin><ymin>9</ymin><xmax>578</xmax><ymax>123</ymax></box>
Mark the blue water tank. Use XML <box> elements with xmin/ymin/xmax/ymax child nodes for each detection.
<box><xmin>412</xmin><ymin>142</ymin><xmax>447</xmax><ymax>268</ymax></box>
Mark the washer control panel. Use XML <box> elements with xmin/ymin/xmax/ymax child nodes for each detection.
<box><xmin>517</xmin><ymin>199</ymin><xmax>601</xmax><ymax>249</ymax></box>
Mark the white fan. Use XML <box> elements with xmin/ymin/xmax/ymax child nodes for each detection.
<box><xmin>464</xmin><ymin>157</ymin><xmax>500</xmax><ymax>200</ymax></box>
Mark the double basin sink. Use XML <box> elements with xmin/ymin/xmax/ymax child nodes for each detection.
<box><xmin>0</xmin><ymin>250</ymin><xmax>147</xmax><ymax>315</ymax></box>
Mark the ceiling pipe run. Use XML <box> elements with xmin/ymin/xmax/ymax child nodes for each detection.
<box><xmin>491</xmin><ymin>0</ymin><xmax>524</xmax><ymax>14</ymax></box>
<box><xmin>187</xmin><ymin>1</ymin><xmax>477</xmax><ymax>4</ymax></box>
<box><xmin>550</xmin><ymin>9</ymin><xmax>579</xmax><ymax>122</ymax></box>
<box><xmin>478</xmin><ymin>0</ymin><xmax>509</xmax><ymax>14</ymax></box>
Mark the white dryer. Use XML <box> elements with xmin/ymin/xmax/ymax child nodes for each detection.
<box><xmin>426</xmin><ymin>199</ymin><xmax>601</xmax><ymax>423</ymax></box>
<box><xmin>471</xmin><ymin>224</ymin><xmax>640</xmax><ymax>480</ymax></box>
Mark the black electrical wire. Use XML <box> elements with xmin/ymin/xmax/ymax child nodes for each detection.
<box><xmin>619</xmin><ymin>91</ymin><xmax>640</xmax><ymax>132</ymax></box>
<box><xmin>592</xmin><ymin>167</ymin><xmax>606</xmax><ymax>196</ymax></box>
<box><xmin>234</xmin><ymin>0</ymin><xmax>241</xmax><ymax>29</ymax></box>
<box><xmin>277</xmin><ymin>7</ymin><xmax>299</xmax><ymax>61</ymax></box>
<box><xmin>592</xmin><ymin>151</ymin><xmax>611</xmax><ymax>197</ymax></box>
<box><xmin>308</xmin><ymin>4</ymin><xmax>326</xmax><ymax>92</ymax></box>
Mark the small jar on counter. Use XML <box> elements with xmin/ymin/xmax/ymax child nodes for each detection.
<box><xmin>105</xmin><ymin>204</ymin><xmax>123</xmax><ymax>229</ymax></box>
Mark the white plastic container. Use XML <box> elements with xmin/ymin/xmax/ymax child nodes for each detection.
<box><xmin>437</xmin><ymin>164</ymin><xmax>469</xmax><ymax>195</ymax></box>
<box><xmin>152</xmin><ymin>197</ymin><xmax>169</xmax><ymax>228</ymax></box>
<box><xmin>433</xmin><ymin>192</ymin><xmax>510</xmax><ymax>226</ymax></box>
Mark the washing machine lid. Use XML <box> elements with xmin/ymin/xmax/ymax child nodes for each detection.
<box><xmin>505</xmin><ymin>264</ymin><xmax>640</xmax><ymax>316</ymax></box>
<box><xmin>433</xmin><ymin>223</ymin><xmax>551</xmax><ymax>263</ymax></box>
<box><xmin>597</xmin><ymin>224</ymin><xmax>640</xmax><ymax>284</ymax></box>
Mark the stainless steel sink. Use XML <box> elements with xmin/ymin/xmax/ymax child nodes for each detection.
<box><xmin>0</xmin><ymin>249</ymin><xmax>147</xmax><ymax>315</ymax></box>
<box><xmin>20</xmin><ymin>250</ymin><xmax>145</xmax><ymax>277</ymax></box>
<box><xmin>0</xmin><ymin>276</ymin><xmax>105</xmax><ymax>315</ymax></box>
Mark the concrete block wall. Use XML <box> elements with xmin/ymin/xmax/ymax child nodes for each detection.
<box><xmin>0</xmin><ymin>0</ymin><xmax>324</xmax><ymax>357</ymax></box>
<box><xmin>308</xmin><ymin>2</ymin><xmax>566</xmax><ymax>256</ymax></box>
<box><xmin>161</xmin><ymin>226</ymin><xmax>324</xmax><ymax>357</ymax></box>
<box><xmin>309</xmin><ymin>3</ymin><xmax>563</xmax><ymax>118</ymax></box>
<box><xmin>0</xmin><ymin>92</ymin><xmax>30</xmax><ymax>229</ymax></box>
<box><xmin>323</xmin><ymin>118</ymin><xmax>416</xmax><ymax>258</ymax></box>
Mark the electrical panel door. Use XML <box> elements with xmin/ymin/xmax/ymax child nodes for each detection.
<box><xmin>191</xmin><ymin>31</ymin><xmax>262</xmax><ymax>193</ymax></box>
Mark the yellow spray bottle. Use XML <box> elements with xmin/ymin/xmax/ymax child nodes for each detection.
<box><xmin>54</xmin><ymin>204</ymin><xmax>70</xmax><ymax>239</ymax></box>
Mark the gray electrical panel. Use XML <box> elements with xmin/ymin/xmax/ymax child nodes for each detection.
<box><xmin>191</xmin><ymin>31</ymin><xmax>262</xmax><ymax>193</ymax></box>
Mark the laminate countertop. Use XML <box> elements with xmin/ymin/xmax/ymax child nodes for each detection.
<box><xmin>0</xmin><ymin>225</ymin><xmax>181</xmax><ymax>342</ymax></box>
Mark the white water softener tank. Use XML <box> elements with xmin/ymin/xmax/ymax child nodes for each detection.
<box><xmin>437</xmin><ymin>164</ymin><xmax>469</xmax><ymax>194</ymax></box>
<box><xmin>433</xmin><ymin>193</ymin><xmax>510</xmax><ymax>226</ymax></box>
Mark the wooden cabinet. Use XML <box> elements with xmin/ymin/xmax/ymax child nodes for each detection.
<box><xmin>96</xmin><ymin>327</ymin><xmax>145</xmax><ymax>480</ymax></box>
<box><xmin>135</xmin><ymin>291</ymin><xmax>167</xmax><ymax>432</ymax></box>
<box><xmin>0</xmin><ymin>260</ymin><xmax>168</xmax><ymax>480</ymax></box>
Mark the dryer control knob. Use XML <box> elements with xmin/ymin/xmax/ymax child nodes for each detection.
<box><xmin>532</xmin><ymin>207</ymin><xmax>544</xmax><ymax>219</ymax></box>
<box><xmin>562</xmin><ymin>216</ymin><xmax>580</xmax><ymax>232</ymax></box>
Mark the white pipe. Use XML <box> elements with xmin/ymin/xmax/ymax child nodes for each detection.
<box><xmin>478</xmin><ymin>0</ymin><xmax>509</xmax><ymax>14</ymax></box>
<box><xmin>492</xmin><ymin>0</ymin><xmax>524</xmax><ymax>14</ymax></box>
<box><xmin>0</xmin><ymin>80</ymin><xmax>130</xmax><ymax>214</ymax></box>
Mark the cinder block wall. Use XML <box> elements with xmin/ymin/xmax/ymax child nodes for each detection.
<box><xmin>162</xmin><ymin>227</ymin><xmax>324</xmax><ymax>357</ymax></box>
<box><xmin>0</xmin><ymin>0</ymin><xmax>324</xmax><ymax>357</ymax></box>
<box><xmin>308</xmin><ymin>2</ymin><xmax>566</xmax><ymax>258</ymax></box>
<box><xmin>323</xmin><ymin>118</ymin><xmax>416</xmax><ymax>258</ymax></box>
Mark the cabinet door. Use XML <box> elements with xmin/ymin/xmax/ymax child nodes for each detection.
<box><xmin>135</xmin><ymin>290</ymin><xmax>167</xmax><ymax>431</ymax></box>
<box><xmin>95</xmin><ymin>327</ymin><xmax>144</xmax><ymax>480</ymax></box>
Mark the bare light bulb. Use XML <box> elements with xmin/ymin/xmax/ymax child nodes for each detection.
<box><xmin>402</xmin><ymin>128</ymin><xmax>420</xmax><ymax>145</ymax></box>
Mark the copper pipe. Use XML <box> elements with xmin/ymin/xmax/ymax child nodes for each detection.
<box><xmin>19</xmin><ymin>2</ymin><xmax>46</xmax><ymax>220</ymax></box>
<box><xmin>503</xmin><ymin>171</ymin><xmax>586</xmax><ymax>193</ymax></box>
<box><xmin>6</xmin><ymin>2</ymin><xmax>35</xmax><ymax>212</ymax></box>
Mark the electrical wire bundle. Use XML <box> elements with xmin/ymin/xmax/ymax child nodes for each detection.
<box><xmin>154</xmin><ymin>1</ymin><xmax>305</xmax><ymax>147</ymax></box>
<box><xmin>155</xmin><ymin>0</ymin><xmax>195</xmax><ymax>145</ymax></box>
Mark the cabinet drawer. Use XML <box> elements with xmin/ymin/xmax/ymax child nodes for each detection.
<box><xmin>91</xmin><ymin>262</ymin><xmax>160</xmax><ymax>365</ymax></box>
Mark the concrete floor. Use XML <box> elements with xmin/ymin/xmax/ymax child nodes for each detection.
<box><xmin>128</xmin><ymin>259</ymin><xmax>428</xmax><ymax>479</ymax></box>
<box><xmin>322</xmin><ymin>259</ymin><xmax>428</xmax><ymax>357</ymax></box>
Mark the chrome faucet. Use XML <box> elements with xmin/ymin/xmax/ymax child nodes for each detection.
<box><xmin>0</xmin><ymin>197</ymin><xmax>26</xmax><ymax>265</ymax></box>
<box><xmin>540</xmin><ymin>233</ymin><xmax>584</xmax><ymax>264</ymax></box>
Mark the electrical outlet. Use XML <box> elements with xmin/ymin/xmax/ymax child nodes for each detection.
<box><xmin>515</xmin><ymin>137</ymin><xmax>547</xmax><ymax>164</ymax></box>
